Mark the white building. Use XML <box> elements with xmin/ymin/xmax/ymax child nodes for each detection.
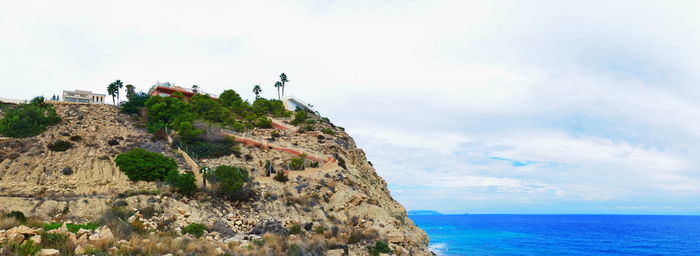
<box><xmin>62</xmin><ymin>90</ymin><xmax>106</xmax><ymax>104</ymax></box>
<box><xmin>282</xmin><ymin>96</ymin><xmax>317</xmax><ymax>113</ymax></box>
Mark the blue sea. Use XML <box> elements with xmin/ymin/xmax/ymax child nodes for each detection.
<box><xmin>409</xmin><ymin>214</ymin><xmax>700</xmax><ymax>256</ymax></box>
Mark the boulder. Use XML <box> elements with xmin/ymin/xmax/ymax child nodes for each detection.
<box><xmin>37</xmin><ymin>249</ymin><xmax>60</xmax><ymax>256</ymax></box>
<box><xmin>99</xmin><ymin>226</ymin><xmax>114</xmax><ymax>240</ymax></box>
<box><xmin>29</xmin><ymin>234</ymin><xmax>41</xmax><ymax>244</ymax></box>
<box><xmin>8</xmin><ymin>233</ymin><xmax>24</xmax><ymax>244</ymax></box>
<box><xmin>326</xmin><ymin>249</ymin><xmax>345</xmax><ymax>256</ymax></box>
<box><xmin>7</xmin><ymin>225</ymin><xmax>37</xmax><ymax>236</ymax></box>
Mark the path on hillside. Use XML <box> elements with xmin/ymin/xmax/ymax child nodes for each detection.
<box><xmin>269</xmin><ymin>117</ymin><xmax>298</xmax><ymax>132</ymax></box>
<box><xmin>220</xmin><ymin>128</ymin><xmax>335</xmax><ymax>164</ymax></box>
<box><xmin>255</xmin><ymin>160</ymin><xmax>339</xmax><ymax>183</ymax></box>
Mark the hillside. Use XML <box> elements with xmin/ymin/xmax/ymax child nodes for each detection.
<box><xmin>0</xmin><ymin>101</ymin><xmax>431</xmax><ymax>255</ymax></box>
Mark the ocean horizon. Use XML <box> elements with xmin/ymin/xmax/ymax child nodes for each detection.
<box><xmin>409</xmin><ymin>214</ymin><xmax>700</xmax><ymax>256</ymax></box>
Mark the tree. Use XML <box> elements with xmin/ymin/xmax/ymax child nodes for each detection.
<box><xmin>274</xmin><ymin>81</ymin><xmax>282</xmax><ymax>100</ymax></box>
<box><xmin>252</xmin><ymin>84</ymin><xmax>262</xmax><ymax>99</ymax></box>
<box><xmin>125</xmin><ymin>84</ymin><xmax>136</xmax><ymax>100</ymax></box>
<box><xmin>177</xmin><ymin>121</ymin><xmax>204</xmax><ymax>143</ymax></box>
<box><xmin>114</xmin><ymin>148</ymin><xmax>178</xmax><ymax>182</ymax></box>
<box><xmin>121</xmin><ymin>92</ymin><xmax>149</xmax><ymax>115</ymax></box>
<box><xmin>115</xmin><ymin>80</ymin><xmax>124</xmax><ymax>104</ymax></box>
<box><xmin>280</xmin><ymin>73</ymin><xmax>289</xmax><ymax>97</ymax></box>
<box><xmin>192</xmin><ymin>84</ymin><xmax>199</xmax><ymax>94</ymax></box>
<box><xmin>207</xmin><ymin>165</ymin><xmax>249</xmax><ymax>199</ymax></box>
<box><xmin>107</xmin><ymin>82</ymin><xmax>118</xmax><ymax>105</ymax></box>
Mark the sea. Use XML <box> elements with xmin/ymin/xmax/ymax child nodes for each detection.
<box><xmin>408</xmin><ymin>214</ymin><xmax>700</xmax><ymax>256</ymax></box>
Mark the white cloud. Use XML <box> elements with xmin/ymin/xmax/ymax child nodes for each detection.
<box><xmin>2</xmin><ymin>0</ymin><xmax>700</xmax><ymax>213</ymax></box>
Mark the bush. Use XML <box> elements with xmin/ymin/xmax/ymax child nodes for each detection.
<box><xmin>41</xmin><ymin>233</ymin><xmax>69</xmax><ymax>253</ymax></box>
<box><xmin>288</xmin><ymin>157</ymin><xmax>305</xmax><ymax>170</ymax></box>
<box><xmin>367</xmin><ymin>241</ymin><xmax>393</xmax><ymax>256</ymax></box>
<box><xmin>4</xmin><ymin>211</ymin><xmax>26</xmax><ymax>223</ymax></box>
<box><xmin>290</xmin><ymin>110</ymin><xmax>307</xmax><ymax>125</ymax></box>
<box><xmin>6</xmin><ymin>240</ymin><xmax>42</xmax><ymax>256</ymax></box>
<box><xmin>62</xmin><ymin>167</ymin><xmax>73</xmax><ymax>175</ymax></box>
<box><xmin>107</xmin><ymin>139</ymin><xmax>120</xmax><ymax>146</ymax></box>
<box><xmin>177</xmin><ymin>121</ymin><xmax>204</xmax><ymax>143</ymax></box>
<box><xmin>321</xmin><ymin>128</ymin><xmax>336</xmax><ymax>135</ymax></box>
<box><xmin>121</xmin><ymin>92</ymin><xmax>149</xmax><ymax>116</ymax></box>
<box><xmin>0</xmin><ymin>99</ymin><xmax>61</xmax><ymax>138</ymax></box>
<box><xmin>273</xmin><ymin>170</ymin><xmax>288</xmax><ymax>183</ymax></box>
<box><xmin>70</xmin><ymin>135</ymin><xmax>82</xmax><ymax>141</ymax></box>
<box><xmin>165</xmin><ymin>170</ymin><xmax>197</xmax><ymax>196</ymax></box>
<box><xmin>47</xmin><ymin>140</ymin><xmax>73</xmax><ymax>152</ymax></box>
<box><xmin>288</xmin><ymin>224</ymin><xmax>302</xmax><ymax>235</ymax></box>
<box><xmin>254</xmin><ymin>116</ymin><xmax>272</xmax><ymax>128</ymax></box>
<box><xmin>180</xmin><ymin>140</ymin><xmax>236</xmax><ymax>159</ymax></box>
<box><xmin>114</xmin><ymin>148</ymin><xmax>178</xmax><ymax>182</ymax></box>
<box><xmin>182</xmin><ymin>223</ymin><xmax>207</xmax><ymax>238</ymax></box>
<box><xmin>207</xmin><ymin>165</ymin><xmax>249</xmax><ymax>199</ymax></box>
<box><xmin>314</xmin><ymin>226</ymin><xmax>326</xmax><ymax>234</ymax></box>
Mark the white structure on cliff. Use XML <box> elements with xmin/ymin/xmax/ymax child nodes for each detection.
<box><xmin>62</xmin><ymin>90</ymin><xmax>106</xmax><ymax>104</ymax></box>
<box><xmin>282</xmin><ymin>96</ymin><xmax>317</xmax><ymax>114</ymax></box>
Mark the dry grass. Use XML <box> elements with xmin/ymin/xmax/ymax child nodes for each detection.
<box><xmin>0</xmin><ymin>216</ymin><xmax>20</xmax><ymax>230</ymax></box>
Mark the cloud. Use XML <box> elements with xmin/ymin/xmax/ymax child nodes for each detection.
<box><xmin>2</xmin><ymin>0</ymin><xmax>700</xmax><ymax>213</ymax></box>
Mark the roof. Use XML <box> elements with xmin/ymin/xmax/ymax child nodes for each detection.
<box><xmin>283</xmin><ymin>96</ymin><xmax>317</xmax><ymax>113</ymax></box>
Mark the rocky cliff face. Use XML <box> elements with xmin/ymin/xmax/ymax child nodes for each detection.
<box><xmin>0</xmin><ymin>102</ymin><xmax>431</xmax><ymax>255</ymax></box>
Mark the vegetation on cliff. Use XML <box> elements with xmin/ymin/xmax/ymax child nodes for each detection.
<box><xmin>114</xmin><ymin>148</ymin><xmax>178</xmax><ymax>182</ymax></box>
<box><xmin>0</xmin><ymin>97</ymin><xmax>60</xmax><ymax>138</ymax></box>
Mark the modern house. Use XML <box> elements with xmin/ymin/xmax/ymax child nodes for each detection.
<box><xmin>62</xmin><ymin>90</ymin><xmax>106</xmax><ymax>104</ymax></box>
<box><xmin>282</xmin><ymin>96</ymin><xmax>317</xmax><ymax>113</ymax></box>
<box><xmin>148</xmin><ymin>82</ymin><xmax>217</xmax><ymax>100</ymax></box>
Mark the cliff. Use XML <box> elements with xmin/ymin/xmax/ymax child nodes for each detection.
<box><xmin>0</xmin><ymin>102</ymin><xmax>431</xmax><ymax>255</ymax></box>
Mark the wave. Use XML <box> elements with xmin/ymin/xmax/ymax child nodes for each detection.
<box><xmin>429</xmin><ymin>243</ymin><xmax>448</xmax><ymax>255</ymax></box>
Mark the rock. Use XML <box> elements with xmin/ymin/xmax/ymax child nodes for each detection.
<box><xmin>8</xmin><ymin>233</ymin><xmax>24</xmax><ymax>244</ymax></box>
<box><xmin>214</xmin><ymin>247</ymin><xmax>225</xmax><ymax>255</ymax></box>
<box><xmin>99</xmin><ymin>226</ymin><xmax>114</xmax><ymax>240</ymax></box>
<box><xmin>74</xmin><ymin>245</ymin><xmax>86</xmax><ymax>255</ymax></box>
<box><xmin>248</xmin><ymin>220</ymin><xmax>287</xmax><ymax>236</ymax></box>
<box><xmin>37</xmin><ymin>249</ymin><xmax>60</xmax><ymax>256</ymax></box>
<box><xmin>7</xmin><ymin>225</ymin><xmax>37</xmax><ymax>236</ymax></box>
<box><xmin>29</xmin><ymin>234</ymin><xmax>41</xmax><ymax>244</ymax></box>
<box><xmin>77</xmin><ymin>228</ymin><xmax>91</xmax><ymax>237</ymax></box>
<box><xmin>326</xmin><ymin>249</ymin><xmax>345</xmax><ymax>256</ymax></box>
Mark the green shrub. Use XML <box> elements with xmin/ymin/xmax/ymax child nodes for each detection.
<box><xmin>114</xmin><ymin>148</ymin><xmax>177</xmax><ymax>181</ymax></box>
<box><xmin>181</xmin><ymin>140</ymin><xmax>236</xmax><ymax>159</ymax></box>
<box><xmin>288</xmin><ymin>224</ymin><xmax>302</xmax><ymax>235</ymax></box>
<box><xmin>321</xmin><ymin>128</ymin><xmax>336</xmax><ymax>135</ymax></box>
<box><xmin>290</xmin><ymin>110</ymin><xmax>307</xmax><ymax>125</ymax></box>
<box><xmin>254</xmin><ymin>116</ymin><xmax>272</xmax><ymax>128</ymax></box>
<box><xmin>314</xmin><ymin>226</ymin><xmax>326</xmax><ymax>234</ymax></box>
<box><xmin>6</xmin><ymin>240</ymin><xmax>42</xmax><ymax>256</ymax></box>
<box><xmin>44</xmin><ymin>222</ymin><xmax>98</xmax><ymax>233</ymax></box>
<box><xmin>207</xmin><ymin>165</ymin><xmax>249</xmax><ymax>198</ymax></box>
<box><xmin>4</xmin><ymin>211</ymin><xmax>26</xmax><ymax>223</ymax></box>
<box><xmin>48</xmin><ymin>140</ymin><xmax>73</xmax><ymax>152</ymax></box>
<box><xmin>0</xmin><ymin>98</ymin><xmax>61</xmax><ymax>138</ymax></box>
<box><xmin>288</xmin><ymin>157</ymin><xmax>305</xmax><ymax>170</ymax></box>
<box><xmin>367</xmin><ymin>241</ymin><xmax>393</xmax><ymax>256</ymax></box>
<box><xmin>165</xmin><ymin>170</ymin><xmax>197</xmax><ymax>196</ymax></box>
<box><xmin>177</xmin><ymin>121</ymin><xmax>204</xmax><ymax>143</ymax></box>
<box><xmin>41</xmin><ymin>233</ymin><xmax>69</xmax><ymax>253</ymax></box>
<box><xmin>273</xmin><ymin>170</ymin><xmax>288</xmax><ymax>183</ymax></box>
<box><xmin>182</xmin><ymin>223</ymin><xmax>207</xmax><ymax>238</ymax></box>
<box><xmin>121</xmin><ymin>92</ymin><xmax>149</xmax><ymax>116</ymax></box>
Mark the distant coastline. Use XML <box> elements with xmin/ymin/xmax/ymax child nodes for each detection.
<box><xmin>408</xmin><ymin>210</ymin><xmax>443</xmax><ymax>216</ymax></box>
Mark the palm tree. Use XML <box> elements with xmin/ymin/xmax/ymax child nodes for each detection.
<box><xmin>112</xmin><ymin>80</ymin><xmax>124</xmax><ymax>105</ymax></box>
<box><xmin>125</xmin><ymin>84</ymin><xmax>135</xmax><ymax>100</ymax></box>
<box><xmin>253</xmin><ymin>84</ymin><xmax>262</xmax><ymax>99</ymax></box>
<box><xmin>107</xmin><ymin>82</ymin><xmax>118</xmax><ymax>105</ymax></box>
<box><xmin>280</xmin><ymin>73</ymin><xmax>289</xmax><ymax>97</ymax></box>
<box><xmin>274</xmin><ymin>81</ymin><xmax>282</xmax><ymax>100</ymax></box>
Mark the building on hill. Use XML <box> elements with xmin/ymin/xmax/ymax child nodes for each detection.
<box><xmin>282</xmin><ymin>96</ymin><xmax>317</xmax><ymax>114</ymax></box>
<box><xmin>148</xmin><ymin>82</ymin><xmax>217</xmax><ymax>100</ymax></box>
<box><xmin>62</xmin><ymin>90</ymin><xmax>106</xmax><ymax>104</ymax></box>
<box><xmin>0</xmin><ymin>97</ymin><xmax>28</xmax><ymax>104</ymax></box>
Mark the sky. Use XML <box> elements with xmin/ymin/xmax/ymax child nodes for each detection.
<box><xmin>2</xmin><ymin>0</ymin><xmax>700</xmax><ymax>214</ymax></box>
